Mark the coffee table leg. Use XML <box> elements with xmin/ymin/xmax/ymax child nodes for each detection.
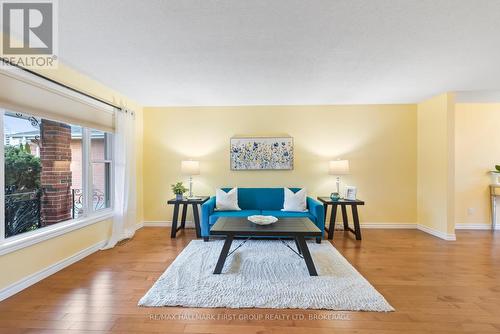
<box><xmin>170</xmin><ymin>203</ymin><xmax>180</xmax><ymax>238</ymax></box>
<box><xmin>296</xmin><ymin>236</ymin><xmax>318</xmax><ymax>276</ymax></box>
<box><xmin>214</xmin><ymin>235</ymin><xmax>234</xmax><ymax>274</ymax></box>
<box><xmin>294</xmin><ymin>238</ymin><xmax>302</xmax><ymax>254</ymax></box>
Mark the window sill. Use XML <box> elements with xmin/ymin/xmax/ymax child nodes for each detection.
<box><xmin>0</xmin><ymin>210</ymin><xmax>114</xmax><ymax>256</ymax></box>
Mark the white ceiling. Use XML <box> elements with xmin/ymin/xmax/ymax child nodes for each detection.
<box><xmin>455</xmin><ymin>90</ymin><xmax>500</xmax><ymax>103</ymax></box>
<box><xmin>58</xmin><ymin>0</ymin><xmax>500</xmax><ymax>106</ymax></box>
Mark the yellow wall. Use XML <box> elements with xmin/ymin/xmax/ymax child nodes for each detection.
<box><xmin>143</xmin><ymin>105</ymin><xmax>417</xmax><ymax>224</ymax></box>
<box><xmin>455</xmin><ymin>103</ymin><xmax>500</xmax><ymax>227</ymax></box>
<box><xmin>0</xmin><ymin>220</ymin><xmax>111</xmax><ymax>289</ymax></box>
<box><xmin>417</xmin><ymin>93</ymin><xmax>455</xmax><ymax>235</ymax></box>
<box><xmin>0</xmin><ymin>62</ymin><xmax>143</xmax><ymax>292</ymax></box>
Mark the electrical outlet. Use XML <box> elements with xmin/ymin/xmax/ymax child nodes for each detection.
<box><xmin>467</xmin><ymin>207</ymin><xmax>476</xmax><ymax>216</ymax></box>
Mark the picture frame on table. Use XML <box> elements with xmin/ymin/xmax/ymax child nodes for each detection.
<box><xmin>345</xmin><ymin>186</ymin><xmax>357</xmax><ymax>200</ymax></box>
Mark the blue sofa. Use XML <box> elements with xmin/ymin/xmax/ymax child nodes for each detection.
<box><xmin>201</xmin><ymin>188</ymin><xmax>325</xmax><ymax>241</ymax></box>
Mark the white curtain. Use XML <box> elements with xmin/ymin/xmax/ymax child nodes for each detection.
<box><xmin>102</xmin><ymin>109</ymin><xmax>137</xmax><ymax>249</ymax></box>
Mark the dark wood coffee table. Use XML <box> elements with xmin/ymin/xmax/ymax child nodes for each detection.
<box><xmin>210</xmin><ymin>217</ymin><xmax>322</xmax><ymax>276</ymax></box>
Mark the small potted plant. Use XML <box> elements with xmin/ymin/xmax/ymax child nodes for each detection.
<box><xmin>490</xmin><ymin>165</ymin><xmax>500</xmax><ymax>185</ymax></box>
<box><xmin>171</xmin><ymin>182</ymin><xmax>188</xmax><ymax>200</ymax></box>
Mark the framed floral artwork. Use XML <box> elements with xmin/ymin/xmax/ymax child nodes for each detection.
<box><xmin>230</xmin><ymin>137</ymin><xmax>294</xmax><ymax>170</ymax></box>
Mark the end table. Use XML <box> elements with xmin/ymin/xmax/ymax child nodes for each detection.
<box><xmin>490</xmin><ymin>185</ymin><xmax>500</xmax><ymax>230</ymax></box>
<box><xmin>317</xmin><ymin>197</ymin><xmax>365</xmax><ymax>240</ymax></box>
<box><xmin>167</xmin><ymin>196</ymin><xmax>209</xmax><ymax>238</ymax></box>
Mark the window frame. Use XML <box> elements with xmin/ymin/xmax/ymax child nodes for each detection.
<box><xmin>0</xmin><ymin>109</ymin><xmax>114</xmax><ymax>256</ymax></box>
<box><xmin>90</xmin><ymin>131</ymin><xmax>113</xmax><ymax>213</ymax></box>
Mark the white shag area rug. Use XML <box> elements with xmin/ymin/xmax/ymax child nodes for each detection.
<box><xmin>138</xmin><ymin>240</ymin><xmax>394</xmax><ymax>311</ymax></box>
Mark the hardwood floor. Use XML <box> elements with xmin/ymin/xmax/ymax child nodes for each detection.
<box><xmin>0</xmin><ymin>227</ymin><xmax>499</xmax><ymax>333</ymax></box>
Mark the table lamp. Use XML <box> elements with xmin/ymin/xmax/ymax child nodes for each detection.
<box><xmin>181</xmin><ymin>160</ymin><xmax>200</xmax><ymax>199</ymax></box>
<box><xmin>329</xmin><ymin>160</ymin><xmax>350</xmax><ymax>199</ymax></box>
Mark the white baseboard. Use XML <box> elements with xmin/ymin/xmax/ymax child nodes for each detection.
<box><xmin>142</xmin><ymin>221</ymin><xmax>195</xmax><ymax>228</ymax></box>
<box><xmin>329</xmin><ymin>223</ymin><xmax>416</xmax><ymax>231</ymax></box>
<box><xmin>0</xmin><ymin>239</ymin><xmax>107</xmax><ymax>302</ymax></box>
<box><xmin>455</xmin><ymin>223</ymin><xmax>499</xmax><ymax>230</ymax></box>
<box><xmin>417</xmin><ymin>224</ymin><xmax>456</xmax><ymax>241</ymax></box>
<box><xmin>143</xmin><ymin>221</ymin><xmax>417</xmax><ymax>230</ymax></box>
<box><xmin>141</xmin><ymin>220</ymin><xmax>462</xmax><ymax>240</ymax></box>
<box><xmin>360</xmin><ymin>223</ymin><xmax>417</xmax><ymax>229</ymax></box>
<box><xmin>332</xmin><ymin>222</ymin><xmax>457</xmax><ymax>240</ymax></box>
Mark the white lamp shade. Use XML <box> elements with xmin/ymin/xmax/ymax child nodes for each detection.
<box><xmin>181</xmin><ymin>160</ymin><xmax>200</xmax><ymax>175</ymax></box>
<box><xmin>329</xmin><ymin>160</ymin><xmax>350</xmax><ymax>175</ymax></box>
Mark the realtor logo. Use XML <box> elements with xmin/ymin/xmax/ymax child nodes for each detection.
<box><xmin>1</xmin><ymin>0</ymin><xmax>58</xmax><ymax>67</ymax></box>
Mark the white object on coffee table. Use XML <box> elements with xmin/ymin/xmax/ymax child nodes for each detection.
<box><xmin>247</xmin><ymin>215</ymin><xmax>278</xmax><ymax>225</ymax></box>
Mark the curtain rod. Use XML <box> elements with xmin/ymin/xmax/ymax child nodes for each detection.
<box><xmin>0</xmin><ymin>57</ymin><xmax>122</xmax><ymax>111</ymax></box>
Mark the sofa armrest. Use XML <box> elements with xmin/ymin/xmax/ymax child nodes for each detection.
<box><xmin>201</xmin><ymin>196</ymin><xmax>216</xmax><ymax>237</ymax></box>
<box><xmin>307</xmin><ymin>197</ymin><xmax>325</xmax><ymax>234</ymax></box>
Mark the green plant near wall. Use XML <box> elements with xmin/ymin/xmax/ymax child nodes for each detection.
<box><xmin>4</xmin><ymin>146</ymin><xmax>41</xmax><ymax>192</ymax></box>
<box><xmin>171</xmin><ymin>182</ymin><xmax>188</xmax><ymax>195</ymax></box>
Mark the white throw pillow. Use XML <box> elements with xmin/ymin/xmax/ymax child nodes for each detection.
<box><xmin>282</xmin><ymin>188</ymin><xmax>308</xmax><ymax>212</ymax></box>
<box><xmin>215</xmin><ymin>188</ymin><xmax>241</xmax><ymax>211</ymax></box>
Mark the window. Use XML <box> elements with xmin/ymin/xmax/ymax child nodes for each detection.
<box><xmin>1</xmin><ymin>109</ymin><xmax>113</xmax><ymax>240</ymax></box>
<box><xmin>70</xmin><ymin>126</ymin><xmax>84</xmax><ymax>219</ymax></box>
<box><xmin>90</xmin><ymin>130</ymin><xmax>112</xmax><ymax>211</ymax></box>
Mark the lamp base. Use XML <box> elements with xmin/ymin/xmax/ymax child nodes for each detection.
<box><xmin>336</xmin><ymin>176</ymin><xmax>344</xmax><ymax>199</ymax></box>
<box><xmin>330</xmin><ymin>192</ymin><xmax>341</xmax><ymax>201</ymax></box>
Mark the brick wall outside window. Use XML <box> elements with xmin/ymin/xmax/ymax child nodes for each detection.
<box><xmin>40</xmin><ymin>120</ymin><xmax>73</xmax><ymax>225</ymax></box>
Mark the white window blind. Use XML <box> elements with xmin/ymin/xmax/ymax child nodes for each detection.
<box><xmin>0</xmin><ymin>65</ymin><xmax>115</xmax><ymax>132</ymax></box>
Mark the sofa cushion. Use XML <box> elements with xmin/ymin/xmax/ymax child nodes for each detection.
<box><xmin>215</xmin><ymin>188</ymin><xmax>241</xmax><ymax>211</ymax></box>
<box><xmin>282</xmin><ymin>188</ymin><xmax>308</xmax><ymax>212</ymax></box>
<box><xmin>261</xmin><ymin>210</ymin><xmax>316</xmax><ymax>222</ymax></box>
<box><xmin>209</xmin><ymin>210</ymin><xmax>261</xmax><ymax>225</ymax></box>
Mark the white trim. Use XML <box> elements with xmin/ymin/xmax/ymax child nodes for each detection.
<box><xmin>0</xmin><ymin>110</ymin><xmax>4</xmax><ymax>243</ymax></box>
<box><xmin>144</xmin><ymin>221</ymin><xmax>417</xmax><ymax>230</ymax></box>
<box><xmin>329</xmin><ymin>223</ymin><xmax>417</xmax><ymax>230</ymax></box>
<box><xmin>360</xmin><ymin>223</ymin><xmax>417</xmax><ymax>229</ymax></box>
<box><xmin>0</xmin><ymin>211</ymin><xmax>113</xmax><ymax>256</ymax></box>
<box><xmin>82</xmin><ymin>127</ymin><xmax>94</xmax><ymax>216</ymax></box>
<box><xmin>92</xmin><ymin>132</ymin><xmax>114</xmax><ymax>213</ymax></box>
<box><xmin>142</xmin><ymin>221</ymin><xmax>463</xmax><ymax>241</ymax></box>
<box><xmin>0</xmin><ymin>239</ymin><xmax>107</xmax><ymax>302</ymax></box>
<box><xmin>417</xmin><ymin>224</ymin><xmax>456</xmax><ymax>241</ymax></box>
<box><xmin>334</xmin><ymin>221</ymin><xmax>457</xmax><ymax>240</ymax></box>
<box><xmin>82</xmin><ymin>127</ymin><xmax>91</xmax><ymax>216</ymax></box>
<box><xmin>142</xmin><ymin>221</ymin><xmax>196</xmax><ymax>228</ymax></box>
<box><xmin>455</xmin><ymin>223</ymin><xmax>499</xmax><ymax>230</ymax></box>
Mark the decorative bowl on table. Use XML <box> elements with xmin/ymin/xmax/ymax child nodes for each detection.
<box><xmin>247</xmin><ymin>215</ymin><xmax>278</xmax><ymax>225</ymax></box>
